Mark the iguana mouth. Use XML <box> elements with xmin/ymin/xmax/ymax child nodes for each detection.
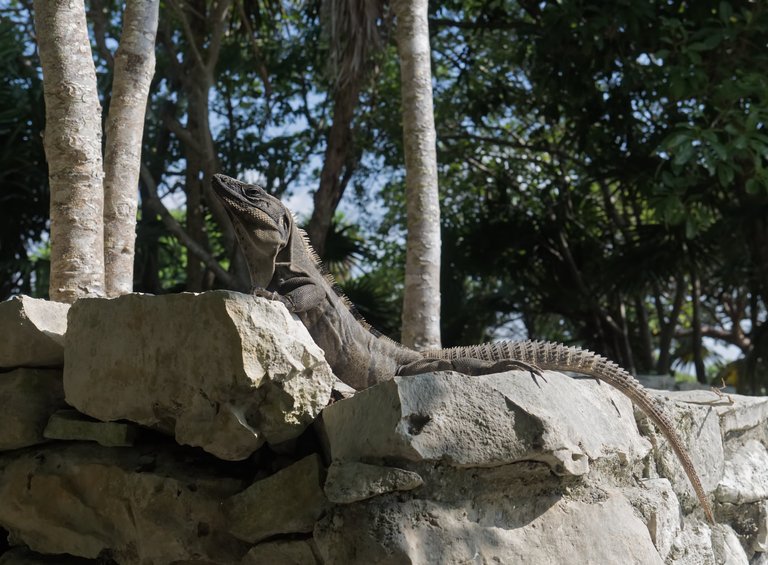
<box><xmin>212</xmin><ymin>174</ymin><xmax>283</xmax><ymax>230</ymax></box>
<box><xmin>212</xmin><ymin>173</ymin><xmax>263</xmax><ymax>200</ymax></box>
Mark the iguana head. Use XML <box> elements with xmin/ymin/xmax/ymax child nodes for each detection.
<box><xmin>211</xmin><ymin>174</ymin><xmax>293</xmax><ymax>288</ymax></box>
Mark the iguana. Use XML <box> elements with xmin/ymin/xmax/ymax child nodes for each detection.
<box><xmin>211</xmin><ymin>173</ymin><xmax>715</xmax><ymax>524</ymax></box>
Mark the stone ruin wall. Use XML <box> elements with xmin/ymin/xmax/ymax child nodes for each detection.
<box><xmin>0</xmin><ymin>292</ymin><xmax>768</xmax><ymax>564</ymax></box>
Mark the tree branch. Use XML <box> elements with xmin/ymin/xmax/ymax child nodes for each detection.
<box><xmin>206</xmin><ymin>0</ymin><xmax>234</xmax><ymax>76</ymax></box>
<box><xmin>167</xmin><ymin>0</ymin><xmax>207</xmax><ymax>72</ymax></box>
<box><xmin>140</xmin><ymin>164</ymin><xmax>239</xmax><ymax>289</ymax></box>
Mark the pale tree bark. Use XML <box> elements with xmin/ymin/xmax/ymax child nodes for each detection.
<box><xmin>104</xmin><ymin>0</ymin><xmax>159</xmax><ymax>296</ymax></box>
<box><xmin>392</xmin><ymin>0</ymin><xmax>442</xmax><ymax>350</ymax></box>
<box><xmin>33</xmin><ymin>0</ymin><xmax>105</xmax><ymax>303</ymax></box>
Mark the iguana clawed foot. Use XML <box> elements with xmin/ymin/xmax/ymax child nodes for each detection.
<box><xmin>251</xmin><ymin>287</ymin><xmax>296</xmax><ymax>312</ymax></box>
<box><xmin>488</xmin><ymin>359</ymin><xmax>546</xmax><ymax>386</ymax></box>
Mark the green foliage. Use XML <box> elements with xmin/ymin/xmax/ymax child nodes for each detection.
<box><xmin>0</xmin><ymin>17</ymin><xmax>48</xmax><ymax>300</ymax></box>
<box><xmin>7</xmin><ymin>0</ymin><xmax>768</xmax><ymax>390</ymax></box>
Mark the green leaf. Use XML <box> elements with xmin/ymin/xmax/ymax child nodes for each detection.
<box><xmin>719</xmin><ymin>1</ymin><xmax>733</xmax><ymax>22</ymax></box>
<box><xmin>709</xmin><ymin>139</ymin><xmax>728</xmax><ymax>160</ymax></box>
<box><xmin>717</xmin><ymin>164</ymin><xmax>734</xmax><ymax>186</ymax></box>
<box><xmin>663</xmin><ymin>130</ymin><xmax>692</xmax><ymax>150</ymax></box>
<box><xmin>746</xmin><ymin>178</ymin><xmax>761</xmax><ymax>194</ymax></box>
<box><xmin>673</xmin><ymin>143</ymin><xmax>696</xmax><ymax>166</ymax></box>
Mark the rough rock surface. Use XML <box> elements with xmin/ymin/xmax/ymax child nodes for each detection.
<box><xmin>664</xmin><ymin>389</ymin><xmax>768</xmax><ymax>436</ymax></box>
<box><xmin>625</xmin><ymin>479</ymin><xmax>682</xmax><ymax>561</ymax></box>
<box><xmin>0</xmin><ymin>444</ymin><xmax>249</xmax><ymax>564</ymax></box>
<box><xmin>43</xmin><ymin>409</ymin><xmax>138</xmax><ymax>447</ymax></box>
<box><xmin>0</xmin><ymin>296</ymin><xmax>68</xmax><ymax>368</ymax></box>
<box><xmin>324</xmin><ymin>460</ymin><xmax>423</xmax><ymax>504</ymax></box>
<box><xmin>639</xmin><ymin>391</ymin><xmax>725</xmax><ymax>513</ymax></box>
<box><xmin>64</xmin><ymin>292</ymin><xmax>334</xmax><ymax>460</ymax></box>
<box><xmin>223</xmin><ymin>454</ymin><xmax>327</xmax><ymax>543</ymax></box>
<box><xmin>2</xmin><ymin>294</ymin><xmax>768</xmax><ymax>565</ymax></box>
<box><xmin>716</xmin><ymin>440</ymin><xmax>768</xmax><ymax>504</ymax></box>
<box><xmin>712</xmin><ymin>524</ymin><xmax>750</xmax><ymax>564</ymax></box>
<box><xmin>0</xmin><ymin>369</ymin><xmax>66</xmax><ymax>451</ymax></box>
<box><xmin>240</xmin><ymin>540</ymin><xmax>318</xmax><ymax>565</ymax></box>
<box><xmin>314</xmin><ymin>487</ymin><xmax>664</xmax><ymax>564</ymax></box>
<box><xmin>322</xmin><ymin>371</ymin><xmax>650</xmax><ymax>475</ymax></box>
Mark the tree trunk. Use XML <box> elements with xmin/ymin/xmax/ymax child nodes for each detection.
<box><xmin>691</xmin><ymin>269</ymin><xmax>707</xmax><ymax>384</ymax></box>
<box><xmin>33</xmin><ymin>0</ymin><xmax>105</xmax><ymax>303</ymax></box>
<box><xmin>634</xmin><ymin>295</ymin><xmax>654</xmax><ymax>373</ymax></box>
<box><xmin>306</xmin><ymin>74</ymin><xmax>362</xmax><ymax>257</ymax></box>
<box><xmin>656</xmin><ymin>278</ymin><xmax>685</xmax><ymax>375</ymax></box>
<box><xmin>104</xmin><ymin>0</ymin><xmax>159</xmax><ymax>296</ymax></box>
<box><xmin>393</xmin><ymin>0</ymin><xmax>442</xmax><ymax>350</ymax></box>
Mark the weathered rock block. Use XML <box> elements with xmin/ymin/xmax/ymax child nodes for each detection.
<box><xmin>0</xmin><ymin>296</ymin><xmax>68</xmax><ymax>368</ymax></box>
<box><xmin>314</xmin><ymin>489</ymin><xmax>663</xmax><ymax>564</ymax></box>
<box><xmin>716</xmin><ymin>440</ymin><xmax>768</xmax><ymax>505</ymax></box>
<box><xmin>322</xmin><ymin>371</ymin><xmax>650</xmax><ymax>475</ymax></box>
<box><xmin>667</xmin><ymin>523</ymin><xmax>716</xmax><ymax>564</ymax></box>
<box><xmin>0</xmin><ymin>444</ymin><xmax>249</xmax><ymax>564</ymax></box>
<box><xmin>711</xmin><ymin>524</ymin><xmax>750</xmax><ymax>565</ymax></box>
<box><xmin>64</xmin><ymin>292</ymin><xmax>334</xmax><ymax>460</ymax></box>
<box><xmin>667</xmin><ymin>389</ymin><xmax>768</xmax><ymax>437</ymax></box>
<box><xmin>324</xmin><ymin>460</ymin><xmax>423</xmax><ymax>504</ymax></box>
<box><xmin>638</xmin><ymin>391</ymin><xmax>725</xmax><ymax>512</ymax></box>
<box><xmin>240</xmin><ymin>540</ymin><xmax>318</xmax><ymax>565</ymax></box>
<box><xmin>43</xmin><ymin>409</ymin><xmax>137</xmax><ymax>447</ymax></box>
<box><xmin>625</xmin><ymin>479</ymin><xmax>682</xmax><ymax>561</ymax></box>
<box><xmin>223</xmin><ymin>454</ymin><xmax>327</xmax><ymax>543</ymax></box>
<box><xmin>0</xmin><ymin>369</ymin><xmax>66</xmax><ymax>451</ymax></box>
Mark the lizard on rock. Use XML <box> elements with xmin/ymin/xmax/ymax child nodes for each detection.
<box><xmin>211</xmin><ymin>173</ymin><xmax>715</xmax><ymax>524</ymax></box>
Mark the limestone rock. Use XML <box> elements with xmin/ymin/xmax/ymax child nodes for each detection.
<box><xmin>668</xmin><ymin>523</ymin><xmax>716</xmax><ymax>565</ymax></box>
<box><xmin>716</xmin><ymin>440</ymin><xmax>768</xmax><ymax>504</ymax></box>
<box><xmin>625</xmin><ymin>479</ymin><xmax>681</xmax><ymax>561</ymax></box>
<box><xmin>240</xmin><ymin>540</ymin><xmax>318</xmax><ymax>565</ymax></box>
<box><xmin>0</xmin><ymin>444</ymin><xmax>248</xmax><ymax>564</ymax></box>
<box><xmin>0</xmin><ymin>369</ymin><xmax>66</xmax><ymax>451</ymax></box>
<box><xmin>0</xmin><ymin>296</ymin><xmax>68</xmax><ymax>368</ymax></box>
<box><xmin>712</xmin><ymin>524</ymin><xmax>750</xmax><ymax>565</ymax></box>
<box><xmin>223</xmin><ymin>454</ymin><xmax>327</xmax><ymax>543</ymax></box>
<box><xmin>666</xmin><ymin>389</ymin><xmax>768</xmax><ymax>436</ymax></box>
<box><xmin>314</xmin><ymin>489</ymin><xmax>664</xmax><ymax>564</ymax></box>
<box><xmin>756</xmin><ymin>500</ymin><xmax>768</xmax><ymax>553</ymax></box>
<box><xmin>324</xmin><ymin>460</ymin><xmax>423</xmax><ymax>504</ymax></box>
<box><xmin>322</xmin><ymin>371</ymin><xmax>650</xmax><ymax>475</ymax></box>
<box><xmin>64</xmin><ymin>292</ymin><xmax>334</xmax><ymax>460</ymax></box>
<box><xmin>639</xmin><ymin>391</ymin><xmax>724</xmax><ymax>510</ymax></box>
<box><xmin>43</xmin><ymin>409</ymin><xmax>137</xmax><ymax>447</ymax></box>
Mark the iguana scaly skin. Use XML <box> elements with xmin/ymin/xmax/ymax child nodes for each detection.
<box><xmin>212</xmin><ymin>173</ymin><xmax>715</xmax><ymax>524</ymax></box>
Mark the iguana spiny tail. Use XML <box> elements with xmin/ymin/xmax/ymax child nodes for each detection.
<box><xmin>211</xmin><ymin>173</ymin><xmax>714</xmax><ymax>524</ymax></box>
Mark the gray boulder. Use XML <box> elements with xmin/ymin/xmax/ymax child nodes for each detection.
<box><xmin>0</xmin><ymin>368</ymin><xmax>66</xmax><ymax>451</ymax></box>
<box><xmin>64</xmin><ymin>292</ymin><xmax>334</xmax><ymax>460</ymax></box>
<box><xmin>0</xmin><ymin>444</ymin><xmax>249</xmax><ymax>564</ymax></box>
<box><xmin>322</xmin><ymin>370</ymin><xmax>650</xmax><ymax>475</ymax></box>
<box><xmin>223</xmin><ymin>454</ymin><xmax>327</xmax><ymax>543</ymax></box>
<box><xmin>0</xmin><ymin>296</ymin><xmax>68</xmax><ymax>368</ymax></box>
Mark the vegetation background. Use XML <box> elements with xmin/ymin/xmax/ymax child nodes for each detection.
<box><xmin>2</xmin><ymin>0</ymin><xmax>767</xmax><ymax>392</ymax></box>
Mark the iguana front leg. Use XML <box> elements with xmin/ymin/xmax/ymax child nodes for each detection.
<box><xmin>252</xmin><ymin>275</ymin><xmax>325</xmax><ymax>313</ymax></box>
<box><xmin>397</xmin><ymin>357</ymin><xmax>544</xmax><ymax>381</ymax></box>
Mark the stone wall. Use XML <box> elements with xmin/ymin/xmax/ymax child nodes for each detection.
<box><xmin>0</xmin><ymin>292</ymin><xmax>767</xmax><ymax>564</ymax></box>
